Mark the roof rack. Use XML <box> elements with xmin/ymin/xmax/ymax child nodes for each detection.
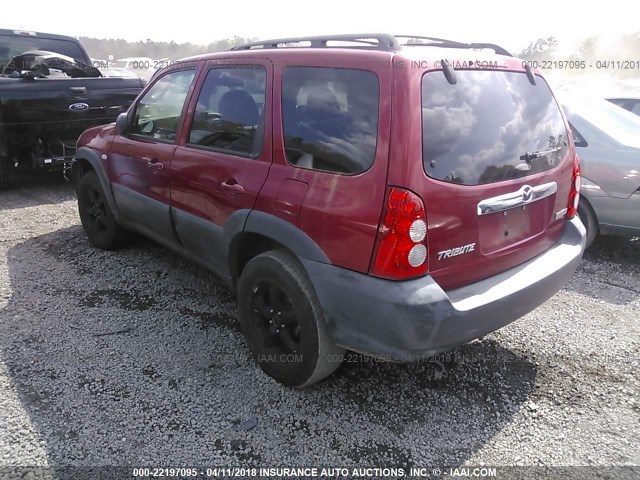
<box><xmin>230</xmin><ymin>34</ymin><xmax>512</xmax><ymax>57</ymax></box>
<box><xmin>394</xmin><ymin>35</ymin><xmax>512</xmax><ymax>57</ymax></box>
<box><xmin>230</xmin><ymin>33</ymin><xmax>400</xmax><ymax>52</ymax></box>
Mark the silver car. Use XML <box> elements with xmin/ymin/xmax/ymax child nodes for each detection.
<box><xmin>562</xmin><ymin>99</ymin><xmax>640</xmax><ymax>246</ymax></box>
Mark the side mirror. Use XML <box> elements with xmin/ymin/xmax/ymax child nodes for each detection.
<box><xmin>115</xmin><ymin>112</ymin><xmax>129</xmax><ymax>134</ymax></box>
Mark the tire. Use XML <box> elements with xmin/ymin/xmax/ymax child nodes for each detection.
<box><xmin>237</xmin><ymin>250</ymin><xmax>344</xmax><ymax>388</ymax></box>
<box><xmin>77</xmin><ymin>171</ymin><xmax>124</xmax><ymax>250</ymax></box>
<box><xmin>578</xmin><ymin>199</ymin><xmax>599</xmax><ymax>248</ymax></box>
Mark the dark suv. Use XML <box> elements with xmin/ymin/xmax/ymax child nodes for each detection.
<box><xmin>73</xmin><ymin>34</ymin><xmax>586</xmax><ymax>387</ymax></box>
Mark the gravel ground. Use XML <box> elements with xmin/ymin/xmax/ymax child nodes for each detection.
<box><xmin>0</xmin><ymin>174</ymin><xmax>638</xmax><ymax>473</ymax></box>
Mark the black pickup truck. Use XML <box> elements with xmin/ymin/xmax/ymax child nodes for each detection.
<box><xmin>0</xmin><ymin>29</ymin><xmax>144</xmax><ymax>187</ymax></box>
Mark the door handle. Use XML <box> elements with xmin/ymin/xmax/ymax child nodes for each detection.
<box><xmin>144</xmin><ymin>158</ymin><xmax>163</xmax><ymax>170</ymax></box>
<box><xmin>221</xmin><ymin>180</ymin><xmax>245</xmax><ymax>195</ymax></box>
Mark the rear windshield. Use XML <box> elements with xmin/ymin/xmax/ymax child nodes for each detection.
<box><xmin>0</xmin><ymin>34</ymin><xmax>87</xmax><ymax>68</ymax></box>
<box><xmin>422</xmin><ymin>70</ymin><xmax>568</xmax><ymax>185</ymax></box>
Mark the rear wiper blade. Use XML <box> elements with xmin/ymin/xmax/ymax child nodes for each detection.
<box><xmin>519</xmin><ymin>146</ymin><xmax>561</xmax><ymax>162</ymax></box>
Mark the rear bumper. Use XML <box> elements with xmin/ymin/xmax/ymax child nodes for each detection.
<box><xmin>302</xmin><ymin>216</ymin><xmax>586</xmax><ymax>360</ymax></box>
<box><xmin>35</xmin><ymin>156</ymin><xmax>72</xmax><ymax>168</ymax></box>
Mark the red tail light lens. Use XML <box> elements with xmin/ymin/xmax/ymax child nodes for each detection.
<box><xmin>566</xmin><ymin>154</ymin><xmax>581</xmax><ymax>219</ymax></box>
<box><xmin>370</xmin><ymin>187</ymin><xmax>428</xmax><ymax>280</ymax></box>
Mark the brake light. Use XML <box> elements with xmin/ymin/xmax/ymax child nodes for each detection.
<box><xmin>370</xmin><ymin>187</ymin><xmax>428</xmax><ymax>280</ymax></box>
<box><xmin>566</xmin><ymin>154</ymin><xmax>581</xmax><ymax>219</ymax></box>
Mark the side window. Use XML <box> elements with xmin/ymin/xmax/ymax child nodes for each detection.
<box><xmin>282</xmin><ymin>67</ymin><xmax>379</xmax><ymax>174</ymax></box>
<box><xmin>568</xmin><ymin>122</ymin><xmax>588</xmax><ymax>147</ymax></box>
<box><xmin>131</xmin><ymin>69</ymin><xmax>196</xmax><ymax>142</ymax></box>
<box><xmin>630</xmin><ymin>101</ymin><xmax>640</xmax><ymax>116</ymax></box>
<box><xmin>187</xmin><ymin>66</ymin><xmax>266</xmax><ymax>157</ymax></box>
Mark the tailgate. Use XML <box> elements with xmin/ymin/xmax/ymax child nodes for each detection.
<box><xmin>0</xmin><ymin>77</ymin><xmax>143</xmax><ymax>128</ymax></box>
<box><xmin>391</xmin><ymin>67</ymin><xmax>574</xmax><ymax>291</ymax></box>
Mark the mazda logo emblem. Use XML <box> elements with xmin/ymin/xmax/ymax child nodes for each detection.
<box><xmin>69</xmin><ymin>103</ymin><xmax>90</xmax><ymax>111</ymax></box>
<box><xmin>521</xmin><ymin>185</ymin><xmax>533</xmax><ymax>202</ymax></box>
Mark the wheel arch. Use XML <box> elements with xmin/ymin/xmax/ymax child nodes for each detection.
<box><xmin>73</xmin><ymin>147</ymin><xmax>120</xmax><ymax>218</ymax></box>
<box><xmin>227</xmin><ymin>211</ymin><xmax>330</xmax><ymax>284</ymax></box>
<box><xmin>577</xmin><ymin>194</ymin><xmax>600</xmax><ymax>247</ymax></box>
<box><xmin>578</xmin><ymin>193</ymin><xmax>599</xmax><ymax>225</ymax></box>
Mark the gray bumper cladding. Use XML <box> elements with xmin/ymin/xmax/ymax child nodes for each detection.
<box><xmin>302</xmin><ymin>216</ymin><xmax>586</xmax><ymax>361</ymax></box>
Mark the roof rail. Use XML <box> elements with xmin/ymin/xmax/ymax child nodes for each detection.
<box><xmin>230</xmin><ymin>33</ymin><xmax>400</xmax><ymax>52</ymax></box>
<box><xmin>395</xmin><ymin>35</ymin><xmax>512</xmax><ymax>57</ymax></box>
<box><xmin>229</xmin><ymin>34</ymin><xmax>512</xmax><ymax>57</ymax></box>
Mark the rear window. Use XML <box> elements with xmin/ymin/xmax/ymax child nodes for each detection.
<box><xmin>422</xmin><ymin>71</ymin><xmax>568</xmax><ymax>185</ymax></box>
<box><xmin>0</xmin><ymin>34</ymin><xmax>87</xmax><ymax>67</ymax></box>
<box><xmin>282</xmin><ymin>67</ymin><xmax>379</xmax><ymax>175</ymax></box>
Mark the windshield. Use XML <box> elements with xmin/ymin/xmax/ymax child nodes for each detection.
<box><xmin>422</xmin><ymin>70</ymin><xmax>568</xmax><ymax>185</ymax></box>
<box><xmin>569</xmin><ymin>98</ymin><xmax>640</xmax><ymax>149</ymax></box>
<box><xmin>0</xmin><ymin>34</ymin><xmax>87</xmax><ymax>69</ymax></box>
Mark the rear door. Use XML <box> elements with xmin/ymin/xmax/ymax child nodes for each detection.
<box><xmin>110</xmin><ymin>67</ymin><xmax>197</xmax><ymax>242</ymax></box>
<box><xmin>258</xmin><ymin>60</ymin><xmax>391</xmax><ymax>274</ymax></box>
<box><xmin>169</xmin><ymin>59</ymin><xmax>272</xmax><ymax>275</ymax></box>
<box><xmin>390</xmin><ymin>67</ymin><xmax>574</xmax><ymax>290</ymax></box>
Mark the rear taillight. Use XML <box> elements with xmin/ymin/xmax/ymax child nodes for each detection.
<box><xmin>566</xmin><ymin>154</ymin><xmax>581</xmax><ymax>219</ymax></box>
<box><xmin>370</xmin><ymin>187</ymin><xmax>428</xmax><ymax>280</ymax></box>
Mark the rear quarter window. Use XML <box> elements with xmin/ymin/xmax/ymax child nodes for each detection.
<box><xmin>282</xmin><ymin>67</ymin><xmax>379</xmax><ymax>175</ymax></box>
<box><xmin>422</xmin><ymin>70</ymin><xmax>568</xmax><ymax>185</ymax></box>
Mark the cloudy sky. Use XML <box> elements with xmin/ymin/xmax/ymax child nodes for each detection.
<box><xmin>3</xmin><ymin>0</ymin><xmax>637</xmax><ymax>53</ymax></box>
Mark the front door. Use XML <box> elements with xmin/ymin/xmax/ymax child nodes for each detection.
<box><xmin>110</xmin><ymin>67</ymin><xmax>198</xmax><ymax>242</ymax></box>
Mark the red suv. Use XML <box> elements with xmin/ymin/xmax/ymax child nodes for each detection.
<box><xmin>73</xmin><ymin>34</ymin><xmax>586</xmax><ymax>387</ymax></box>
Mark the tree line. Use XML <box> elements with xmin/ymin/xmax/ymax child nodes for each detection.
<box><xmin>519</xmin><ymin>32</ymin><xmax>640</xmax><ymax>59</ymax></box>
<box><xmin>80</xmin><ymin>36</ymin><xmax>257</xmax><ymax>61</ymax></box>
